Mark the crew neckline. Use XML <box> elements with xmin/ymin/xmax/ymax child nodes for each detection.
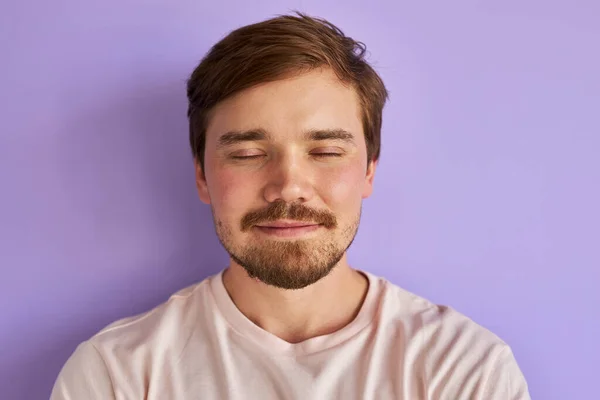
<box><xmin>209</xmin><ymin>269</ymin><xmax>383</xmax><ymax>357</ymax></box>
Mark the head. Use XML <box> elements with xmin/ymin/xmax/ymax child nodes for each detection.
<box><xmin>187</xmin><ymin>12</ymin><xmax>388</xmax><ymax>289</ymax></box>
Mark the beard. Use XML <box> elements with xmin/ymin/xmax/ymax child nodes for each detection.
<box><xmin>212</xmin><ymin>200</ymin><xmax>361</xmax><ymax>290</ymax></box>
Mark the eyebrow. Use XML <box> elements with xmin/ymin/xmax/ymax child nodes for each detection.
<box><xmin>217</xmin><ymin>129</ymin><xmax>271</xmax><ymax>149</ymax></box>
<box><xmin>216</xmin><ymin>128</ymin><xmax>356</xmax><ymax>149</ymax></box>
<box><xmin>305</xmin><ymin>129</ymin><xmax>356</xmax><ymax>144</ymax></box>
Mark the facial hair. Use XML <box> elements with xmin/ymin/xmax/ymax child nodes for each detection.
<box><xmin>212</xmin><ymin>200</ymin><xmax>361</xmax><ymax>290</ymax></box>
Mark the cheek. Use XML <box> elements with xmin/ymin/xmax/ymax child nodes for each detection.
<box><xmin>208</xmin><ymin>169</ymin><xmax>253</xmax><ymax>218</ymax></box>
<box><xmin>320</xmin><ymin>165</ymin><xmax>365</xmax><ymax>208</ymax></box>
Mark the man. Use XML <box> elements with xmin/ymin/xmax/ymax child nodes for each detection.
<box><xmin>51</xmin><ymin>13</ymin><xmax>530</xmax><ymax>400</ymax></box>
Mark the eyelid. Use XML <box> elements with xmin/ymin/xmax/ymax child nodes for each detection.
<box><xmin>229</xmin><ymin>149</ymin><xmax>266</xmax><ymax>157</ymax></box>
<box><xmin>311</xmin><ymin>146</ymin><xmax>345</xmax><ymax>154</ymax></box>
<box><xmin>228</xmin><ymin>146</ymin><xmax>346</xmax><ymax>160</ymax></box>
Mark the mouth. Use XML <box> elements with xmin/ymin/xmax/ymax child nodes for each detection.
<box><xmin>254</xmin><ymin>221</ymin><xmax>323</xmax><ymax>238</ymax></box>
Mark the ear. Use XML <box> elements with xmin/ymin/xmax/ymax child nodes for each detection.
<box><xmin>361</xmin><ymin>160</ymin><xmax>377</xmax><ymax>199</ymax></box>
<box><xmin>194</xmin><ymin>159</ymin><xmax>211</xmax><ymax>205</ymax></box>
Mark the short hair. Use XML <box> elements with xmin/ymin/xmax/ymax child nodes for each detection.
<box><xmin>187</xmin><ymin>12</ymin><xmax>388</xmax><ymax>173</ymax></box>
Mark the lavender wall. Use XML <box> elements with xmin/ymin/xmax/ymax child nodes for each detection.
<box><xmin>1</xmin><ymin>1</ymin><xmax>598</xmax><ymax>398</ymax></box>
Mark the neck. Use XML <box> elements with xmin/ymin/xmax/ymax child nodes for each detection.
<box><xmin>222</xmin><ymin>254</ymin><xmax>369</xmax><ymax>343</ymax></box>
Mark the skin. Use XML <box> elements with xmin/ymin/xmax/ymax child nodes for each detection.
<box><xmin>194</xmin><ymin>68</ymin><xmax>378</xmax><ymax>343</ymax></box>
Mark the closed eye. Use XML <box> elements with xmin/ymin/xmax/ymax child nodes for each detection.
<box><xmin>231</xmin><ymin>155</ymin><xmax>266</xmax><ymax>160</ymax></box>
<box><xmin>231</xmin><ymin>153</ymin><xmax>342</xmax><ymax>159</ymax></box>
<box><xmin>312</xmin><ymin>153</ymin><xmax>343</xmax><ymax>158</ymax></box>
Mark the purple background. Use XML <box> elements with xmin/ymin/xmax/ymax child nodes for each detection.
<box><xmin>1</xmin><ymin>1</ymin><xmax>599</xmax><ymax>398</ymax></box>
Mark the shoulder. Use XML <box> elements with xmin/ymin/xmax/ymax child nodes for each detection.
<box><xmin>51</xmin><ymin>278</ymin><xmax>214</xmax><ymax>399</ymax></box>
<box><xmin>373</xmin><ymin>274</ymin><xmax>508</xmax><ymax>351</ymax></box>
<box><xmin>90</xmin><ymin>278</ymin><xmax>210</xmax><ymax>347</ymax></box>
<box><xmin>89</xmin><ymin>278</ymin><xmax>211</xmax><ymax>354</ymax></box>
<box><xmin>370</xmin><ymin>274</ymin><xmax>529</xmax><ymax>398</ymax></box>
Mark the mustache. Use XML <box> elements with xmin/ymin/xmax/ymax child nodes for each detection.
<box><xmin>241</xmin><ymin>200</ymin><xmax>337</xmax><ymax>231</ymax></box>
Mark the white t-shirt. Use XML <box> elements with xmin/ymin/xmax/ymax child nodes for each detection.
<box><xmin>51</xmin><ymin>270</ymin><xmax>530</xmax><ymax>399</ymax></box>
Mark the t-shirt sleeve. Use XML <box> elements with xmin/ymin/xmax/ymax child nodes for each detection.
<box><xmin>50</xmin><ymin>340</ymin><xmax>116</xmax><ymax>400</ymax></box>
<box><xmin>482</xmin><ymin>346</ymin><xmax>531</xmax><ymax>400</ymax></box>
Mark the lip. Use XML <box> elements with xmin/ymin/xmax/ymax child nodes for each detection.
<box><xmin>254</xmin><ymin>222</ymin><xmax>322</xmax><ymax>238</ymax></box>
<box><xmin>256</xmin><ymin>220</ymin><xmax>319</xmax><ymax>228</ymax></box>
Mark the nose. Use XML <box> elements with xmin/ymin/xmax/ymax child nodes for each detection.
<box><xmin>263</xmin><ymin>152</ymin><xmax>315</xmax><ymax>204</ymax></box>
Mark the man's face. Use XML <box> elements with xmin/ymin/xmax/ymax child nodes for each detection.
<box><xmin>195</xmin><ymin>68</ymin><xmax>377</xmax><ymax>289</ymax></box>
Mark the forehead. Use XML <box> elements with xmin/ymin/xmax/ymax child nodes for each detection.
<box><xmin>205</xmin><ymin>68</ymin><xmax>364</xmax><ymax>144</ymax></box>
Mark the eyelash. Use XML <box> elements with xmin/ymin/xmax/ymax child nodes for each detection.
<box><xmin>231</xmin><ymin>153</ymin><xmax>343</xmax><ymax>160</ymax></box>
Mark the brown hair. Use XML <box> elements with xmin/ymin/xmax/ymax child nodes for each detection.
<box><xmin>187</xmin><ymin>12</ymin><xmax>388</xmax><ymax>173</ymax></box>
